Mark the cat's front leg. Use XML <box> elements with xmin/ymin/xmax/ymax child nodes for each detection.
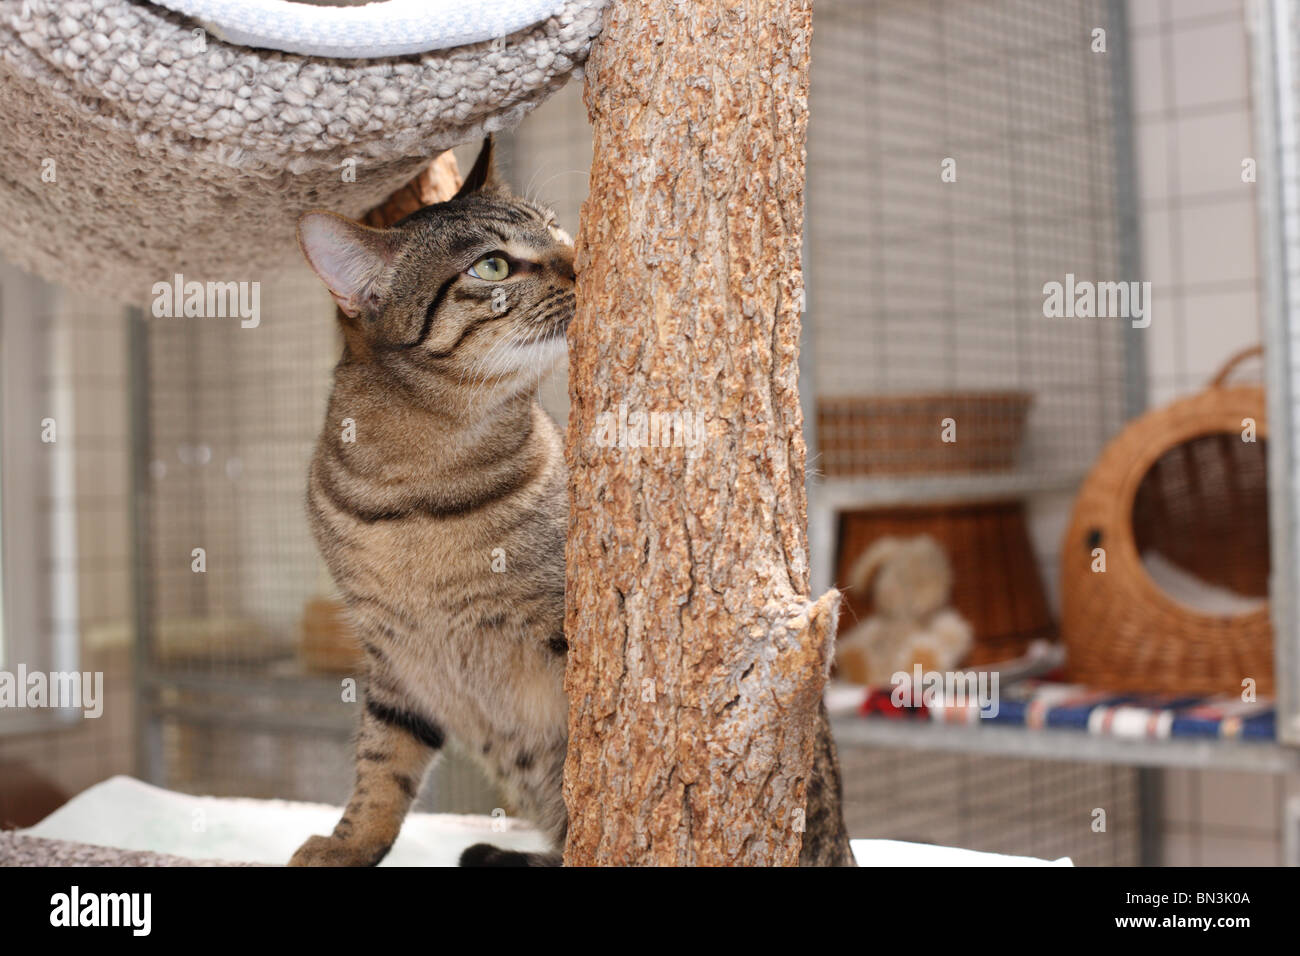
<box><xmin>289</xmin><ymin>693</ymin><xmax>444</xmax><ymax>866</ymax></box>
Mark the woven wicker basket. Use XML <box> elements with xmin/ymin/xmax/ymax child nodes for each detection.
<box><xmin>817</xmin><ymin>391</ymin><xmax>1032</xmax><ymax>477</ymax></box>
<box><xmin>1061</xmin><ymin>347</ymin><xmax>1273</xmax><ymax>696</ymax></box>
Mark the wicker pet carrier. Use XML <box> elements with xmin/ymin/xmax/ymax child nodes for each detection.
<box><xmin>1061</xmin><ymin>347</ymin><xmax>1274</xmax><ymax>696</ymax></box>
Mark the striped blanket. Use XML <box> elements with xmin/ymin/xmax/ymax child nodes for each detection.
<box><xmin>855</xmin><ymin>680</ymin><xmax>1275</xmax><ymax>741</ymax></box>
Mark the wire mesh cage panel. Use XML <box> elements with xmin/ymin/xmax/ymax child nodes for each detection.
<box><xmin>807</xmin><ymin>0</ymin><xmax>1136</xmax><ymax>490</ymax></box>
<box><xmin>839</xmin><ymin>746</ymin><xmax>1141</xmax><ymax>866</ymax></box>
<box><xmin>800</xmin><ymin>0</ymin><xmax>1146</xmax><ymax>861</ymax></box>
<box><xmin>139</xmin><ymin>269</ymin><xmax>333</xmax><ymax>676</ymax></box>
<box><xmin>136</xmin><ymin>266</ymin><xmax>351</xmax><ymax>803</ymax></box>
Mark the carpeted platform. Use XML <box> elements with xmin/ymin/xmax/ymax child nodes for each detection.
<box><xmin>0</xmin><ymin>831</ymin><xmax>261</xmax><ymax>867</ymax></box>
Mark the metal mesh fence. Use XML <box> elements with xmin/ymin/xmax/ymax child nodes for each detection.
<box><xmin>807</xmin><ymin>0</ymin><xmax>1136</xmax><ymax>491</ymax></box>
<box><xmin>839</xmin><ymin>745</ymin><xmax>1141</xmax><ymax>865</ymax></box>
<box><xmin>803</xmin><ymin>0</ymin><xmax>1143</xmax><ymax>863</ymax></box>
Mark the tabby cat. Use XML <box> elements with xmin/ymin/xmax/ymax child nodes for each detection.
<box><xmin>290</xmin><ymin>140</ymin><xmax>854</xmax><ymax>867</ymax></box>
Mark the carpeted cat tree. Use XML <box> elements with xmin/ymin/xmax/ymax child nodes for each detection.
<box><xmin>0</xmin><ymin>0</ymin><xmax>834</xmax><ymax>867</ymax></box>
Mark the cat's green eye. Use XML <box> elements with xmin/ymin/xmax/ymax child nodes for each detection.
<box><xmin>468</xmin><ymin>255</ymin><xmax>510</xmax><ymax>281</ymax></box>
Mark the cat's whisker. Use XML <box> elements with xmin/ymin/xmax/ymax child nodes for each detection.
<box><xmin>523</xmin><ymin>164</ymin><xmax>547</xmax><ymax>206</ymax></box>
<box><xmin>465</xmin><ymin>324</ymin><xmax>530</xmax><ymax>402</ymax></box>
<box><xmin>526</xmin><ymin>168</ymin><xmax>589</xmax><ymax>206</ymax></box>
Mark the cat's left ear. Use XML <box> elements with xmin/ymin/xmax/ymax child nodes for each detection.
<box><xmin>452</xmin><ymin>136</ymin><xmax>506</xmax><ymax>199</ymax></box>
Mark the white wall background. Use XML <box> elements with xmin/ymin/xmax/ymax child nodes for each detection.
<box><xmin>1128</xmin><ymin>0</ymin><xmax>1290</xmax><ymax>866</ymax></box>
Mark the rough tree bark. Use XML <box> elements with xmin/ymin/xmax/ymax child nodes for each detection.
<box><xmin>563</xmin><ymin>0</ymin><xmax>839</xmax><ymax>865</ymax></box>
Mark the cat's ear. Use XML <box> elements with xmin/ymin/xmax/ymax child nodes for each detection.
<box><xmin>452</xmin><ymin>136</ymin><xmax>506</xmax><ymax>199</ymax></box>
<box><xmin>297</xmin><ymin>211</ymin><xmax>397</xmax><ymax>318</ymax></box>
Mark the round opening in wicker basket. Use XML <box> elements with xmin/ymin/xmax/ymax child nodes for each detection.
<box><xmin>1132</xmin><ymin>434</ymin><xmax>1269</xmax><ymax>611</ymax></box>
<box><xmin>1061</xmin><ymin>348</ymin><xmax>1273</xmax><ymax>696</ymax></box>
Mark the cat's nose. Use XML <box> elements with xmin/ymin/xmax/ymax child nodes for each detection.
<box><xmin>553</xmin><ymin>250</ymin><xmax>576</xmax><ymax>283</ymax></box>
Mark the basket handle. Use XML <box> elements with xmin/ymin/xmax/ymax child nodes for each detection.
<box><xmin>1209</xmin><ymin>345</ymin><xmax>1264</xmax><ymax>388</ymax></box>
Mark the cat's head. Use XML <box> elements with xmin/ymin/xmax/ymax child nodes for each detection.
<box><xmin>297</xmin><ymin>138</ymin><xmax>575</xmax><ymax>408</ymax></box>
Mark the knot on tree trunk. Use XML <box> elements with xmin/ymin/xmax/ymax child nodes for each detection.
<box><xmin>720</xmin><ymin>588</ymin><xmax>841</xmax><ymax>718</ymax></box>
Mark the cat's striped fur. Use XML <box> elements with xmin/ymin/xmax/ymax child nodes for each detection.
<box><xmin>290</xmin><ymin>140</ymin><xmax>854</xmax><ymax>867</ymax></box>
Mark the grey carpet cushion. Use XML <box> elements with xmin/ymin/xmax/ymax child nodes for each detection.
<box><xmin>0</xmin><ymin>830</ymin><xmax>262</xmax><ymax>866</ymax></box>
<box><xmin>0</xmin><ymin>0</ymin><xmax>605</xmax><ymax>301</ymax></box>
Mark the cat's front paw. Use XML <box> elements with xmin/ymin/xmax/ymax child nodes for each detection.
<box><xmin>288</xmin><ymin>834</ymin><xmax>388</xmax><ymax>867</ymax></box>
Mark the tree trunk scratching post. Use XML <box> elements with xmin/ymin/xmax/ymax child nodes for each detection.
<box><xmin>563</xmin><ymin>0</ymin><xmax>839</xmax><ymax>866</ymax></box>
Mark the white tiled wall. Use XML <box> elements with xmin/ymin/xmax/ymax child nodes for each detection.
<box><xmin>1128</xmin><ymin>0</ymin><xmax>1298</xmax><ymax>866</ymax></box>
<box><xmin>1130</xmin><ymin>0</ymin><xmax>1263</xmax><ymax>407</ymax></box>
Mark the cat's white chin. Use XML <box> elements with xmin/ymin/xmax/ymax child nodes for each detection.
<box><xmin>508</xmin><ymin>332</ymin><xmax>568</xmax><ymax>373</ymax></box>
